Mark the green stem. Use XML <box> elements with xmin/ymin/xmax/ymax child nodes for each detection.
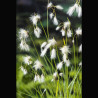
<box><xmin>47</xmin><ymin>0</ymin><xmax>49</xmax><ymax>39</ymax></box>
<box><xmin>40</xmin><ymin>21</ymin><xmax>48</xmax><ymax>40</ymax></box>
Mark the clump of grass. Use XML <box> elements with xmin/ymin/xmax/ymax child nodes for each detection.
<box><xmin>16</xmin><ymin>0</ymin><xmax>82</xmax><ymax>98</ymax></box>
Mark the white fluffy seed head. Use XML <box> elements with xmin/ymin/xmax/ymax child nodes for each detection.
<box><xmin>41</xmin><ymin>42</ymin><xmax>47</xmax><ymax>52</ymax></box>
<box><xmin>40</xmin><ymin>74</ymin><xmax>45</xmax><ymax>83</ymax></box>
<box><xmin>53</xmin><ymin>72</ymin><xmax>57</xmax><ymax>78</ymax></box>
<box><xmin>34</xmin><ymin>74</ymin><xmax>40</xmax><ymax>82</ymax></box>
<box><xmin>49</xmin><ymin>13</ymin><xmax>54</xmax><ymax>19</ymax></box>
<box><xmin>67</xmin><ymin>29</ymin><xmax>72</xmax><ymax>38</ymax></box>
<box><xmin>18</xmin><ymin>29</ymin><xmax>28</xmax><ymax>40</ymax></box>
<box><xmin>78</xmin><ymin>5</ymin><xmax>82</xmax><ymax>17</ymax></box>
<box><xmin>34</xmin><ymin>26</ymin><xmax>42</xmax><ymax>38</ymax></box>
<box><xmin>30</xmin><ymin>14</ymin><xmax>41</xmax><ymax>25</ymax></box>
<box><xmin>76</xmin><ymin>27</ymin><xmax>82</xmax><ymax>36</ymax></box>
<box><xmin>79</xmin><ymin>44</ymin><xmax>82</xmax><ymax>53</ymax></box>
<box><xmin>63</xmin><ymin>21</ymin><xmax>71</xmax><ymax>29</ymax></box>
<box><xmin>40</xmin><ymin>48</ymin><xmax>48</xmax><ymax>57</ymax></box>
<box><xmin>20</xmin><ymin>66</ymin><xmax>27</xmax><ymax>75</ymax></box>
<box><xmin>56</xmin><ymin>26</ymin><xmax>60</xmax><ymax>31</ymax></box>
<box><xmin>63</xmin><ymin>53</ymin><xmax>67</xmax><ymax>63</ymax></box>
<box><xmin>53</xmin><ymin>16</ymin><xmax>58</xmax><ymax>25</ymax></box>
<box><xmin>57</xmin><ymin>61</ymin><xmax>63</xmax><ymax>70</ymax></box>
<box><xmin>60</xmin><ymin>29</ymin><xmax>65</xmax><ymax>36</ymax></box>
<box><xmin>48</xmin><ymin>38</ymin><xmax>57</xmax><ymax>46</ymax></box>
<box><xmin>47</xmin><ymin>2</ymin><xmax>53</xmax><ymax>8</ymax></box>
<box><xmin>33</xmin><ymin>60</ymin><xmax>43</xmax><ymax>70</ymax></box>
<box><xmin>67</xmin><ymin>5</ymin><xmax>76</xmax><ymax>16</ymax></box>
<box><xmin>19</xmin><ymin>40</ymin><xmax>30</xmax><ymax>51</ymax></box>
<box><xmin>59</xmin><ymin>73</ymin><xmax>63</xmax><ymax>77</ymax></box>
<box><xmin>50</xmin><ymin>48</ymin><xmax>56</xmax><ymax>59</ymax></box>
<box><xmin>60</xmin><ymin>45</ymin><xmax>70</xmax><ymax>55</ymax></box>
<box><xmin>79</xmin><ymin>61</ymin><xmax>82</xmax><ymax>66</ymax></box>
<box><xmin>65</xmin><ymin>59</ymin><xmax>70</xmax><ymax>67</ymax></box>
<box><xmin>23</xmin><ymin>56</ymin><xmax>32</xmax><ymax>65</ymax></box>
<box><xmin>55</xmin><ymin>5</ymin><xmax>63</xmax><ymax>10</ymax></box>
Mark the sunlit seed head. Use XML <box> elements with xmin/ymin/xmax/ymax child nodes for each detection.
<box><xmin>50</xmin><ymin>48</ymin><xmax>56</xmax><ymax>59</ymax></box>
<box><xmin>20</xmin><ymin>66</ymin><xmax>27</xmax><ymax>75</ymax></box>
<box><xmin>33</xmin><ymin>60</ymin><xmax>43</xmax><ymax>70</ymax></box>
<box><xmin>47</xmin><ymin>2</ymin><xmax>53</xmax><ymax>8</ymax></box>
<box><xmin>18</xmin><ymin>29</ymin><xmax>28</xmax><ymax>40</ymax></box>
<box><xmin>53</xmin><ymin>16</ymin><xmax>58</xmax><ymax>25</ymax></box>
<box><xmin>49</xmin><ymin>13</ymin><xmax>54</xmax><ymax>19</ymax></box>
<box><xmin>23</xmin><ymin>56</ymin><xmax>32</xmax><ymax>65</ymax></box>
<box><xmin>65</xmin><ymin>59</ymin><xmax>70</xmax><ymax>67</ymax></box>
<box><xmin>48</xmin><ymin>38</ymin><xmax>57</xmax><ymax>46</ymax></box>
<box><xmin>67</xmin><ymin>29</ymin><xmax>72</xmax><ymax>38</ymax></box>
<box><xmin>57</xmin><ymin>61</ymin><xmax>63</xmax><ymax>70</ymax></box>
<box><xmin>63</xmin><ymin>21</ymin><xmax>71</xmax><ymax>29</ymax></box>
<box><xmin>79</xmin><ymin>44</ymin><xmax>82</xmax><ymax>53</ymax></box>
<box><xmin>34</xmin><ymin>26</ymin><xmax>42</xmax><ymax>38</ymax></box>
<box><xmin>60</xmin><ymin>29</ymin><xmax>65</xmax><ymax>36</ymax></box>
<box><xmin>76</xmin><ymin>27</ymin><xmax>82</xmax><ymax>36</ymax></box>
<box><xmin>60</xmin><ymin>45</ymin><xmax>70</xmax><ymax>55</ymax></box>
<box><xmin>56</xmin><ymin>26</ymin><xmax>60</xmax><ymax>31</ymax></box>
<box><xmin>19</xmin><ymin>40</ymin><xmax>30</xmax><ymax>51</ymax></box>
<box><xmin>55</xmin><ymin>5</ymin><xmax>63</xmax><ymax>10</ymax></box>
<box><xmin>40</xmin><ymin>48</ymin><xmax>48</xmax><ymax>57</ymax></box>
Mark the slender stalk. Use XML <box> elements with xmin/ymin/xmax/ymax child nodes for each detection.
<box><xmin>47</xmin><ymin>0</ymin><xmax>49</xmax><ymax>39</ymax></box>
<box><xmin>40</xmin><ymin>21</ymin><xmax>48</xmax><ymax>40</ymax></box>
<box><xmin>65</xmin><ymin>32</ymin><xmax>69</xmax><ymax>98</ymax></box>
<box><xmin>29</xmin><ymin>32</ymin><xmax>40</xmax><ymax>60</ymax></box>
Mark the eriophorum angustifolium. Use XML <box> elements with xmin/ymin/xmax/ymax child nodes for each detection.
<box><xmin>16</xmin><ymin>0</ymin><xmax>82</xmax><ymax>98</ymax></box>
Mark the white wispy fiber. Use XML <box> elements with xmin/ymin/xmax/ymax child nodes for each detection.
<box><xmin>67</xmin><ymin>3</ymin><xmax>78</xmax><ymax>16</ymax></box>
<box><xmin>76</xmin><ymin>27</ymin><xmax>82</xmax><ymax>36</ymax></box>
<box><xmin>49</xmin><ymin>13</ymin><xmax>54</xmax><ymax>19</ymax></box>
<box><xmin>20</xmin><ymin>40</ymin><xmax>30</xmax><ymax>51</ymax></box>
<box><xmin>53</xmin><ymin>16</ymin><xmax>58</xmax><ymax>25</ymax></box>
<box><xmin>67</xmin><ymin>3</ymin><xmax>82</xmax><ymax>17</ymax></box>
<box><xmin>59</xmin><ymin>73</ymin><xmax>63</xmax><ymax>77</ymax></box>
<box><xmin>79</xmin><ymin>44</ymin><xmax>82</xmax><ymax>53</ymax></box>
<box><xmin>79</xmin><ymin>62</ymin><xmax>82</xmax><ymax>66</ymax></box>
<box><xmin>33</xmin><ymin>60</ymin><xmax>43</xmax><ymax>70</ymax></box>
<box><xmin>40</xmin><ymin>74</ymin><xmax>45</xmax><ymax>83</ymax></box>
<box><xmin>30</xmin><ymin>14</ymin><xmax>41</xmax><ymax>25</ymax></box>
<box><xmin>60</xmin><ymin>29</ymin><xmax>65</xmax><ymax>36</ymax></box>
<box><xmin>23</xmin><ymin>56</ymin><xmax>32</xmax><ymax>65</ymax></box>
<box><xmin>47</xmin><ymin>2</ymin><xmax>53</xmax><ymax>8</ymax></box>
<box><xmin>34</xmin><ymin>74</ymin><xmax>45</xmax><ymax>83</ymax></box>
<box><xmin>65</xmin><ymin>59</ymin><xmax>70</xmax><ymax>67</ymax></box>
<box><xmin>21</xmin><ymin>66</ymin><xmax>27</xmax><ymax>75</ymax></box>
<box><xmin>56</xmin><ymin>26</ymin><xmax>60</xmax><ymax>31</ymax></box>
<box><xmin>34</xmin><ymin>74</ymin><xmax>40</xmax><ymax>82</ymax></box>
<box><xmin>41</xmin><ymin>42</ymin><xmax>47</xmax><ymax>51</ymax></box>
<box><xmin>72</xmin><ymin>39</ymin><xmax>74</xmax><ymax>43</ymax></box>
<box><xmin>63</xmin><ymin>21</ymin><xmax>71</xmax><ymax>29</ymax></box>
<box><xmin>34</xmin><ymin>26</ymin><xmax>42</xmax><ymax>38</ymax></box>
<box><xmin>67</xmin><ymin>29</ymin><xmax>72</xmax><ymax>38</ymax></box>
<box><xmin>53</xmin><ymin>72</ymin><xmax>57</xmax><ymax>78</ymax></box>
<box><xmin>18</xmin><ymin>29</ymin><xmax>28</xmax><ymax>40</ymax></box>
<box><xmin>57</xmin><ymin>61</ymin><xmax>63</xmax><ymax>70</ymax></box>
<box><xmin>76</xmin><ymin>5</ymin><xmax>82</xmax><ymax>17</ymax></box>
<box><xmin>48</xmin><ymin>38</ymin><xmax>57</xmax><ymax>46</ymax></box>
<box><xmin>60</xmin><ymin>45</ymin><xmax>70</xmax><ymax>55</ymax></box>
<box><xmin>50</xmin><ymin>48</ymin><xmax>56</xmax><ymax>59</ymax></box>
<box><xmin>63</xmin><ymin>53</ymin><xmax>67</xmax><ymax>63</ymax></box>
<box><xmin>40</xmin><ymin>38</ymin><xmax>57</xmax><ymax>57</ymax></box>
<box><xmin>55</xmin><ymin>5</ymin><xmax>63</xmax><ymax>10</ymax></box>
<box><xmin>40</xmin><ymin>48</ymin><xmax>48</xmax><ymax>57</ymax></box>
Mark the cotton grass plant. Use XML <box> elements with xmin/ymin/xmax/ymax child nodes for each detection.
<box><xmin>16</xmin><ymin>0</ymin><xmax>82</xmax><ymax>98</ymax></box>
